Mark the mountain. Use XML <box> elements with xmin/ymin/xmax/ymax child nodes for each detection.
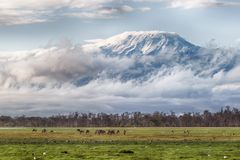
<box><xmin>81</xmin><ymin>31</ymin><xmax>237</xmax><ymax>81</ymax></box>
<box><xmin>83</xmin><ymin>31</ymin><xmax>200</xmax><ymax>57</ymax></box>
<box><xmin>1</xmin><ymin>31</ymin><xmax>237</xmax><ymax>87</ymax></box>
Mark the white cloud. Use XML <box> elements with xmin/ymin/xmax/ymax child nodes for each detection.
<box><xmin>65</xmin><ymin>5</ymin><xmax>137</xmax><ymax>20</ymax></box>
<box><xmin>169</xmin><ymin>0</ymin><xmax>240</xmax><ymax>9</ymax></box>
<box><xmin>1</xmin><ymin>0</ymin><xmax>239</xmax><ymax>25</ymax></box>
<box><xmin>0</xmin><ymin>0</ymin><xmax>69</xmax><ymax>9</ymax></box>
<box><xmin>139</xmin><ymin>7</ymin><xmax>152</xmax><ymax>12</ymax></box>
<box><xmin>0</xmin><ymin>9</ymin><xmax>49</xmax><ymax>25</ymax></box>
<box><xmin>170</xmin><ymin>0</ymin><xmax>220</xmax><ymax>9</ymax></box>
<box><xmin>134</xmin><ymin>0</ymin><xmax>240</xmax><ymax>9</ymax></box>
<box><xmin>0</xmin><ymin>0</ymin><xmax>151</xmax><ymax>25</ymax></box>
<box><xmin>0</xmin><ymin>40</ymin><xmax>239</xmax><ymax>115</ymax></box>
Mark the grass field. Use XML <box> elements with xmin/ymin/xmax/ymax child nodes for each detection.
<box><xmin>0</xmin><ymin>127</ymin><xmax>240</xmax><ymax>159</ymax></box>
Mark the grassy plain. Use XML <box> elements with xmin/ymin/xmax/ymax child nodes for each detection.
<box><xmin>0</xmin><ymin>127</ymin><xmax>240</xmax><ymax>159</ymax></box>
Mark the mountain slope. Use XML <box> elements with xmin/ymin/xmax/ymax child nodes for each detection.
<box><xmin>82</xmin><ymin>31</ymin><xmax>237</xmax><ymax>81</ymax></box>
<box><xmin>83</xmin><ymin>31</ymin><xmax>200</xmax><ymax>56</ymax></box>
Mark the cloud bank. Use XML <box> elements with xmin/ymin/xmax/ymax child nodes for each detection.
<box><xmin>0</xmin><ymin>39</ymin><xmax>240</xmax><ymax>116</ymax></box>
<box><xmin>0</xmin><ymin>0</ymin><xmax>149</xmax><ymax>25</ymax></box>
<box><xmin>1</xmin><ymin>0</ymin><xmax>240</xmax><ymax>25</ymax></box>
<box><xmin>169</xmin><ymin>0</ymin><xmax>240</xmax><ymax>9</ymax></box>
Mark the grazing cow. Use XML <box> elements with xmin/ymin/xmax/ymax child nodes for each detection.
<box><xmin>42</xmin><ymin>129</ymin><xmax>47</xmax><ymax>133</ymax></box>
<box><xmin>107</xmin><ymin>130</ymin><xmax>115</xmax><ymax>135</ymax></box>
<box><xmin>123</xmin><ymin>130</ymin><xmax>127</xmax><ymax>135</ymax></box>
<box><xmin>77</xmin><ymin>129</ymin><xmax>85</xmax><ymax>134</ymax></box>
<box><xmin>85</xmin><ymin>130</ymin><xmax>90</xmax><ymax>134</ymax></box>
<box><xmin>95</xmin><ymin>129</ymin><xmax>106</xmax><ymax>135</ymax></box>
<box><xmin>116</xmin><ymin>130</ymin><xmax>120</xmax><ymax>134</ymax></box>
<box><xmin>32</xmin><ymin>129</ymin><xmax>37</xmax><ymax>132</ymax></box>
<box><xmin>50</xmin><ymin>130</ymin><xmax>54</xmax><ymax>133</ymax></box>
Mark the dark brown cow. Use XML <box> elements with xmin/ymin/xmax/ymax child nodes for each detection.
<box><xmin>32</xmin><ymin>129</ymin><xmax>37</xmax><ymax>132</ymax></box>
<box><xmin>107</xmin><ymin>130</ymin><xmax>115</xmax><ymax>135</ymax></box>
<box><xmin>85</xmin><ymin>130</ymin><xmax>90</xmax><ymax>134</ymax></box>
<box><xmin>95</xmin><ymin>129</ymin><xmax>106</xmax><ymax>135</ymax></box>
<box><xmin>116</xmin><ymin>130</ymin><xmax>120</xmax><ymax>134</ymax></box>
<box><xmin>77</xmin><ymin>129</ymin><xmax>84</xmax><ymax>134</ymax></box>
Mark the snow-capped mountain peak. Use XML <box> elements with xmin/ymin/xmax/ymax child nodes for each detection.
<box><xmin>83</xmin><ymin>31</ymin><xmax>200</xmax><ymax>56</ymax></box>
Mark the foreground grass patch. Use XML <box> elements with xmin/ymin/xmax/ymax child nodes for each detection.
<box><xmin>0</xmin><ymin>142</ymin><xmax>240</xmax><ymax>160</ymax></box>
<box><xmin>0</xmin><ymin>128</ymin><xmax>240</xmax><ymax>159</ymax></box>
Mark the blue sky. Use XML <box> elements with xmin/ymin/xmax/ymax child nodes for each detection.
<box><xmin>1</xmin><ymin>0</ymin><xmax>240</xmax><ymax>51</ymax></box>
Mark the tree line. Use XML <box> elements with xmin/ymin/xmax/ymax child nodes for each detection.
<box><xmin>0</xmin><ymin>106</ymin><xmax>239</xmax><ymax>127</ymax></box>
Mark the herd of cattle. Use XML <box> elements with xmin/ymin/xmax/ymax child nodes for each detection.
<box><xmin>32</xmin><ymin>128</ymin><xmax>127</xmax><ymax>135</ymax></box>
<box><xmin>32</xmin><ymin>128</ymin><xmax>192</xmax><ymax>136</ymax></box>
<box><xmin>95</xmin><ymin>129</ymin><xmax>127</xmax><ymax>135</ymax></box>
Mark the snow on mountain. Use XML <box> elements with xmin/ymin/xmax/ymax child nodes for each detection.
<box><xmin>83</xmin><ymin>31</ymin><xmax>200</xmax><ymax>56</ymax></box>
<box><xmin>82</xmin><ymin>31</ymin><xmax>238</xmax><ymax>79</ymax></box>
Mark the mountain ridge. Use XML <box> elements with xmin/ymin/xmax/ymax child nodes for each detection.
<box><xmin>83</xmin><ymin>31</ymin><xmax>201</xmax><ymax>57</ymax></box>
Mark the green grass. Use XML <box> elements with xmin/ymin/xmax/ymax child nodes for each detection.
<box><xmin>0</xmin><ymin>127</ymin><xmax>240</xmax><ymax>159</ymax></box>
<box><xmin>1</xmin><ymin>142</ymin><xmax>240</xmax><ymax>160</ymax></box>
<box><xmin>0</xmin><ymin>127</ymin><xmax>240</xmax><ymax>142</ymax></box>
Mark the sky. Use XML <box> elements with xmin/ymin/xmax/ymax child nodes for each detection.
<box><xmin>0</xmin><ymin>0</ymin><xmax>240</xmax><ymax>116</ymax></box>
<box><xmin>1</xmin><ymin>0</ymin><xmax>240</xmax><ymax>51</ymax></box>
